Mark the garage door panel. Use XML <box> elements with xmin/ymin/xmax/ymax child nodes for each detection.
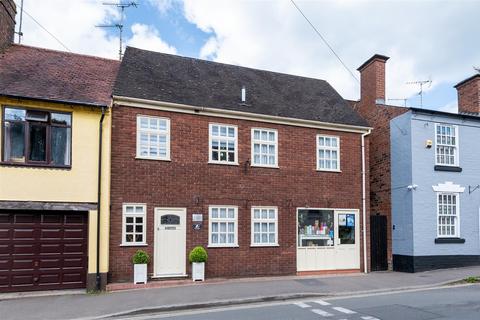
<box><xmin>40</xmin><ymin>228</ymin><xmax>62</xmax><ymax>239</ymax></box>
<box><xmin>13</xmin><ymin>214</ymin><xmax>37</xmax><ymax>224</ymax></box>
<box><xmin>64</xmin><ymin>228</ymin><xmax>84</xmax><ymax>239</ymax></box>
<box><xmin>41</xmin><ymin>214</ymin><xmax>63</xmax><ymax>224</ymax></box>
<box><xmin>11</xmin><ymin>259</ymin><xmax>35</xmax><ymax>270</ymax></box>
<box><xmin>64</xmin><ymin>215</ymin><xmax>86</xmax><ymax>225</ymax></box>
<box><xmin>0</xmin><ymin>214</ymin><xmax>10</xmax><ymax>223</ymax></box>
<box><xmin>0</xmin><ymin>228</ymin><xmax>9</xmax><ymax>239</ymax></box>
<box><xmin>0</xmin><ymin>259</ymin><xmax>10</xmax><ymax>270</ymax></box>
<box><xmin>0</xmin><ymin>244</ymin><xmax>10</xmax><ymax>255</ymax></box>
<box><xmin>13</xmin><ymin>244</ymin><xmax>35</xmax><ymax>255</ymax></box>
<box><xmin>0</xmin><ymin>211</ymin><xmax>88</xmax><ymax>293</ymax></box>
<box><xmin>13</xmin><ymin>228</ymin><xmax>35</xmax><ymax>239</ymax></box>
<box><xmin>64</xmin><ymin>243</ymin><xmax>85</xmax><ymax>254</ymax></box>
<box><xmin>62</xmin><ymin>272</ymin><xmax>84</xmax><ymax>284</ymax></box>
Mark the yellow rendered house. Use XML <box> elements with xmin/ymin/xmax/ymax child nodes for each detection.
<box><xmin>0</xmin><ymin>41</ymin><xmax>119</xmax><ymax>291</ymax></box>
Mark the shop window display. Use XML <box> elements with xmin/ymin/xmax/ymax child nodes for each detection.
<box><xmin>298</xmin><ymin>209</ymin><xmax>334</xmax><ymax>247</ymax></box>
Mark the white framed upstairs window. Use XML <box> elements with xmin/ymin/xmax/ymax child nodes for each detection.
<box><xmin>316</xmin><ymin>135</ymin><xmax>340</xmax><ymax>171</ymax></box>
<box><xmin>251</xmin><ymin>128</ymin><xmax>278</xmax><ymax>167</ymax></box>
<box><xmin>437</xmin><ymin>193</ymin><xmax>459</xmax><ymax>238</ymax></box>
<box><xmin>136</xmin><ymin>115</ymin><xmax>170</xmax><ymax>160</ymax></box>
<box><xmin>122</xmin><ymin>204</ymin><xmax>147</xmax><ymax>245</ymax></box>
<box><xmin>435</xmin><ymin>123</ymin><xmax>458</xmax><ymax>166</ymax></box>
<box><xmin>251</xmin><ymin>207</ymin><xmax>278</xmax><ymax>246</ymax></box>
<box><xmin>208</xmin><ymin>206</ymin><xmax>238</xmax><ymax>247</ymax></box>
<box><xmin>209</xmin><ymin>124</ymin><xmax>238</xmax><ymax>165</ymax></box>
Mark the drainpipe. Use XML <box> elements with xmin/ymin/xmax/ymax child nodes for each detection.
<box><xmin>96</xmin><ymin>107</ymin><xmax>106</xmax><ymax>290</ymax></box>
<box><xmin>361</xmin><ymin>129</ymin><xmax>371</xmax><ymax>274</ymax></box>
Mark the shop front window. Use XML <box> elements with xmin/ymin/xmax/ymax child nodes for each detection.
<box><xmin>298</xmin><ymin>209</ymin><xmax>334</xmax><ymax>247</ymax></box>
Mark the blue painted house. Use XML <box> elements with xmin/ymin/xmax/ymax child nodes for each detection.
<box><xmin>391</xmin><ymin>75</ymin><xmax>480</xmax><ymax>272</ymax></box>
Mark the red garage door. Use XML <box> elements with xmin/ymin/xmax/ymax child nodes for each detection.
<box><xmin>0</xmin><ymin>211</ymin><xmax>88</xmax><ymax>292</ymax></box>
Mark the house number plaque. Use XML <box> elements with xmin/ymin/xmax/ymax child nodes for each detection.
<box><xmin>192</xmin><ymin>214</ymin><xmax>203</xmax><ymax>222</ymax></box>
<box><xmin>193</xmin><ymin>223</ymin><xmax>202</xmax><ymax>230</ymax></box>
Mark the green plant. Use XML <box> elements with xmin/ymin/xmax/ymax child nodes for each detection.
<box><xmin>464</xmin><ymin>276</ymin><xmax>479</xmax><ymax>283</ymax></box>
<box><xmin>189</xmin><ymin>246</ymin><xmax>208</xmax><ymax>263</ymax></box>
<box><xmin>132</xmin><ymin>250</ymin><xmax>150</xmax><ymax>264</ymax></box>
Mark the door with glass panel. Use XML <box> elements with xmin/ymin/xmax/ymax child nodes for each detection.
<box><xmin>334</xmin><ymin>211</ymin><xmax>360</xmax><ymax>269</ymax></box>
<box><xmin>154</xmin><ymin>208</ymin><xmax>186</xmax><ymax>277</ymax></box>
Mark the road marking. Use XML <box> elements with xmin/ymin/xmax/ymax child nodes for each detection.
<box><xmin>332</xmin><ymin>306</ymin><xmax>357</xmax><ymax>314</ymax></box>
<box><xmin>361</xmin><ymin>316</ymin><xmax>380</xmax><ymax>320</ymax></box>
<box><xmin>293</xmin><ymin>302</ymin><xmax>311</xmax><ymax>308</ymax></box>
<box><xmin>313</xmin><ymin>299</ymin><xmax>331</xmax><ymax>306</ymax></box>
<box><xmin>311</xmin><ymin>308</ymin><xmax>334</xmax><ymax>317</ymax></box>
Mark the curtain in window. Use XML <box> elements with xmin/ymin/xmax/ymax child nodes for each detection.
<box><xmin>4</xmin><ymin>122</ymin><xmax>25</xmax><ymax>162</ymax></box>
<box><xmin>51</xmin><ymin>127</ymin><xmax>71</xmax><ymax>165</ymax></box>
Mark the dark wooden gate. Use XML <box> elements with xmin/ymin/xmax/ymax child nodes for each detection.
<box><xmin>370</xmin><ymin>215</ymin><xmax>388</xmax><ymax>271</ymax></box>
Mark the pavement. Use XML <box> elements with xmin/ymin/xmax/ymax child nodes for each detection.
<box><xmin>0</xmin><ymin>266</ymin><xmax>480</xmax><ymax>320</ymax></box>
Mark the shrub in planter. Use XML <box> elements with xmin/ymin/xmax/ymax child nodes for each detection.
<box><xmin>189</xmin><ymin>246</ymin><xmax>207</xmax><ymax>281</ymax></box>
<box><xmin>132</xmin><ymin>250</ymin><xmax>150</xmax><ymax>284</ymax></box>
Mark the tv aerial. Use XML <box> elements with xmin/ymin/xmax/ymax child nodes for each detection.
<box><xmin>407</xmin><ymin>77</ymin><xmax>432</xmax><ymax>108</ymax></box>
<box><xmin>96</xmin><ymin>2</ymin><xmax>138</xmax><ymax>60</ymax></box>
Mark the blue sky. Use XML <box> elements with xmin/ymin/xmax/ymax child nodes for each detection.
<box><xmin>16</xmin><ymin>0</ymin><xmax>480</xmax><ymax>111</ymax></box>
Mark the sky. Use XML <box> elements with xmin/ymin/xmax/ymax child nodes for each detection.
<box><xmin>13</xmin><ymin>0</ymin><xmax>480</xmax><ymax>112</ymax></box>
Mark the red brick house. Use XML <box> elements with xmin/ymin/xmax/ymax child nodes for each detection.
<box><xmin>109</xmin><ymin>47</ymin><xmax>372</xmax><ymax>282</ymax></box>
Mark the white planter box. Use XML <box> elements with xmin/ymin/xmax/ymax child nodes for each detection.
<box><xmin>192</xmin><ymin>262</ymin><xmax>205</xmax><ymax>281</ymax></box>
<box><xmin>134</xmin><ymin>264</ymin><xmax>147</xmax><ymax>284</ymax></box>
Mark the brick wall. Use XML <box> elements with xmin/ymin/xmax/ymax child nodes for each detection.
<box><xmin>109</xmin><ymin>105</ymin><xmax>370</xmax><ymax>282</ymax></box>
<box><xmin>456</xmin><ymin>75</ymin><xmax>480</xmax><ymax>114</ymax></box>
<box><xmin>354</xmin><ymin>100</ymin><xmax>407</xmax><ymax>269</ymax></box>
<box><xmin>0</xmin><ymin>0</ymin><xmax>16</xmax><ymax>51</ymax></box>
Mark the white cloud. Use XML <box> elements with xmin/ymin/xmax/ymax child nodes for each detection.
<box><xmin>147</xmin><ymin>0</ymin><xmax>176</xmax><ymax>14</ymax></box>
<box><xmin>179</xmin><ymin>0</ymin><xmax>480</xmax><ymax>103</ymax></box>
<box><xmin>439</xmin><ymin>100</ymin><xmax>458</xmax><ymax>114</ymax></box>
<box><xmin>15</xmin><ymin>0</ymin><xmax>176</xmax><ymax>59</ymax></box>
<box><xmin>127</xmin><ymin>23</ymin><xmax>177</xmax><ymax>54</ymax></box>
<box><xmin>199</xmin><ymin>36</ymin><xmax>218</xmax><ymax>59</ymax></box>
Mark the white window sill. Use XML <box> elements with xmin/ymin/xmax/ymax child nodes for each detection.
<box><xmin>136</xmin><ymin>156</ymin><xmax>171</xmax><ymax>162</ymax></box>
<box><xmin>251</xmin><ymin>164</ymin><xmax>279</xmax><ymax>169</ymax></box>
<box><xmin>207</xmin><ymin>244</ymin><xmax>239</xmax><ymax>248</ymax></box>
<box><xmin>119</xmin><ymin>243</ymin><xmax>148</xmax><ymax>247</ymax></box>
<box><xmin>208</xmin><ymin>161</ymin><xmax>239</xmax><ymax>166</ymax></box>
<box><xmin>250</xmin><ymin>244</ymin><xmax>279</xmax><ymax>247</ymax></box>
<box><xmin>316</xmin><ymin>169</ymin><xmax>342</xmax><ymax>173</ymax></box>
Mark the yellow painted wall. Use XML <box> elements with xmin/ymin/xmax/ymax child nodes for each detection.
<box><xmin>0</xmin><ymin>97</ymin><xmax>111</xmax><ymax>274</ymax></box>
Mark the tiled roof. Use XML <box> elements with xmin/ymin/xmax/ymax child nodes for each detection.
<box><xmin>114</xmin><ymin>47</ymin><xmax>369</xmax><ymax>127</ymax></box>
<box><xmin>0</xmin><ymin>44</ymin><xmax>119</xmax><ymax>107</ymax></box>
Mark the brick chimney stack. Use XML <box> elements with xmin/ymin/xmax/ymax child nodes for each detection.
<box><xmin>455</xmin><ymin>74</ymin><xmax>480</xmax><ymax>114</ymax></box>
<box><xmin>0</xmin><ymin>0</ymin><xmax>16</xmax><ymax>51</ymax></box>
<box><xmin>357</xmin><ymin>54</ymin><xmax>390</xmax><ymax>105</ymax></box>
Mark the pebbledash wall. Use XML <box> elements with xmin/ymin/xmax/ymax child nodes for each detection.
<box><xmin>392</xmin><ymin>109</ymin><xmax>480</xmax><ymax>272</ymax></box>
<box><xmin>109</xmin><ymin>105</ymin><xmax>370</xmax><ymax>282</ymax></box>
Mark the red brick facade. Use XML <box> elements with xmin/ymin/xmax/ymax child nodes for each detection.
<box><xmin>354</xmin><ymin>55</ymin><xmax>409</xmax><ymax>269</ymax></box>
<box><xmin>0</xmin><ymin>0</ymin><xmax>15</xmax><ymax>51</ymax></box>
<box><xmin>109</xmin><ymin>105</ymin><xmax>370</xmax><ymax>282</ymax></box>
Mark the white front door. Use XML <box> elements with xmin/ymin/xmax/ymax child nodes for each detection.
<box><xmin>154</xmin><ymin>208</ymin><xmax>186</xmax><ymax>277</ymax></box>
<box><xmin>334</xmin><ymin>211</ymin><xmax>360</xmax><ymax>270</ymax></box>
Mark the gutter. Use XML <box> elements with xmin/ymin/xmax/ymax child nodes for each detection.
<box><xmin>361</xmin><ymin>129</ymin><xmax>372</xmax><ymax>273</ymax></box>
<box><xmin>96</xmin><ymin>106</ymin><xmax>106</xmax><ymax>290</ymax></box>
<box><xmin>0</xmin><ymin>93</ymin><xmax>107</xmax><ymax>108</ymax></box>
<box><xmin>113</xmin><ymin>95</ymin><xmax>372</xmax><ymax>134</ymax></box>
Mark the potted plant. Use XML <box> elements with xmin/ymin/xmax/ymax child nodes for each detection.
<box><xmin>132</xmin><ymin>250</ymin><xmax>150</xmax><ymax>284</ymax></box>
<box><xmin>189</xmin><ymin>246</ymin><xmax>208</xmax><ymax>281</ymax></box>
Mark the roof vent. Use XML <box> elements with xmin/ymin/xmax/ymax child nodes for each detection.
<box><xmin>241</xmin><ymin>86</ymin><xmax>246</xmax><ymax>103</ymax></box>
